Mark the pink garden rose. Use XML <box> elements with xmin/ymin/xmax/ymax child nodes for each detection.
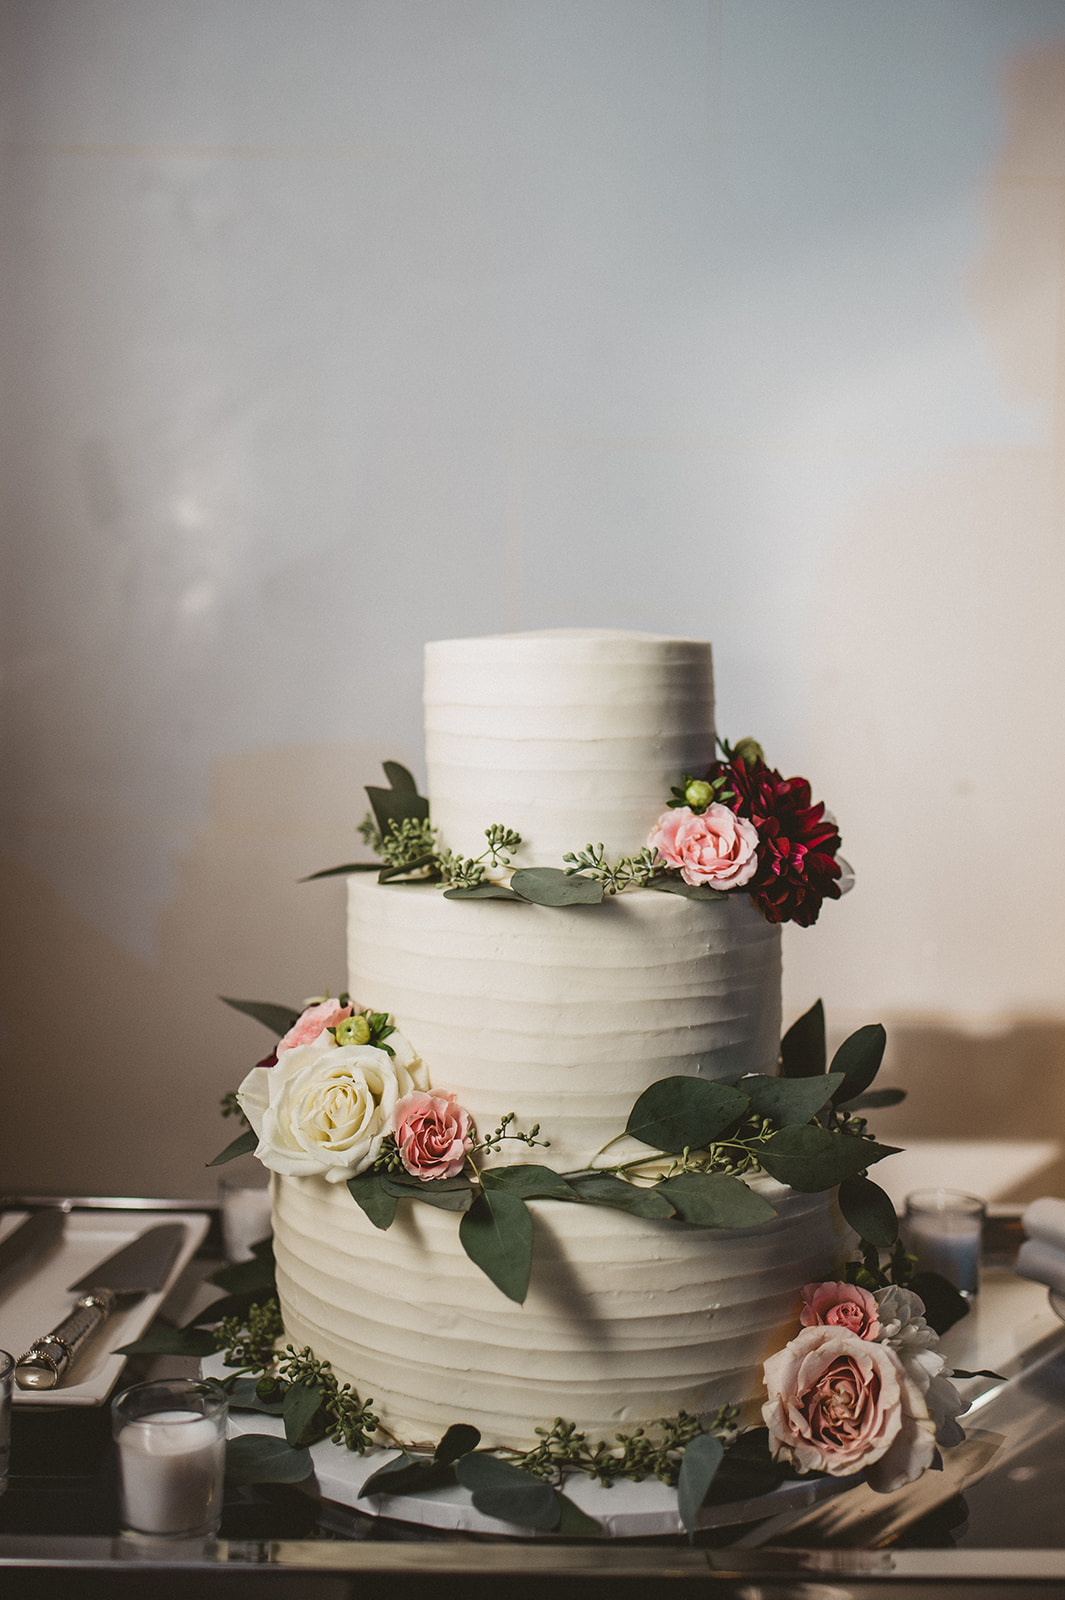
<box><xmin>762</xmin><ymin>1324</ymin><xmax>936</xmax><ymax>1490</ymax></box>
<box><xmin>393</xmin><ymin>1090</ymin><xmax>473</xmax><ymax>1181</ymax></box>
<box><xmin>276</xmin><ymin>997</ymin><xmax>353</xmax><ymax>1056</ymax></box>
<box><xmin>647</xmin><ymin>803</ymin><xmax>759</xmax><ymax>889</ymax></box>
<box><xmin>800</xmin><ymin>1281</ymin><xmax>881</xmax><ymax>1341</ymax></box>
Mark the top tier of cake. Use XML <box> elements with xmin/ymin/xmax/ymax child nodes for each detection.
<box><xmin>424</xmin><ymin>630</ymin><xmax>715</xmax><ymax>864</ymax></box>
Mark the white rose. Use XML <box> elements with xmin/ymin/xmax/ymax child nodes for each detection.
<box><xmin>237</xmin><ymin>1030</ymin><xmax>426</xmax><ymax>1183</ymax></box>
<box><xmin>873</xmin><ymin>1284</ymin><xmax>968</xmax><ymax>1447</ymax></box>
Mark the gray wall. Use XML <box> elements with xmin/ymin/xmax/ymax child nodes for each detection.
<box><xmin>4</xmin><ymin>1</ymin><xmax>1065</xmax><ymax>1200</ymax></box>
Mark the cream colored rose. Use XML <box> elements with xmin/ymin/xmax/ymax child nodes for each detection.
<box><xmin>237</xmin><ymin>1030</ymin><xmax>426</xmax><ymax>1183</ymax></box>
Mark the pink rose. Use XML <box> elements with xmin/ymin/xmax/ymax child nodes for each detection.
<box><xmin>800</xmin><ymin>1281</ymin><xmax>881</xmax><ymax>1340</ymax></box>
<box><xmin>277</xmin><ymin>997</ymin><xmax>353</xmax><ymax>1056</ymax></box>
<box><xmin>647</xmin><ymin>803</ymin><xmax>759</xmax><ymax>889</ymax></box>
<box><xmin>762</xmin><ymin>1325</ymin><xmax>936</xmax><ymax>1489</ymax></box>
<box><xmin>393</xmin><ymin>1090</ymin><xmax>472</xmax><ymax>1181</ymax></box>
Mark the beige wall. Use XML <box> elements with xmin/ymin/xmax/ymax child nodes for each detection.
<box><xmin>3</xmin><ymin>4</ymin><xmax>1065</xmax><ymax>1200</ymax></box>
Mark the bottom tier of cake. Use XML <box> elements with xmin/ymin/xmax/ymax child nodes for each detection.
<box><xmin>272</xmin><ymin>1171</ymin><xmax>853</xmax><ymax>1450</ymax></box>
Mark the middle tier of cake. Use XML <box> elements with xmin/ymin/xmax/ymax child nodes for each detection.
<box><xmin>346</xmin><ymin>878</ymin><xmax>782</xmax><ymax>1172</ymax></box>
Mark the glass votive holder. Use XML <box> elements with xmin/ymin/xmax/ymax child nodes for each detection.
<box><xmin>219</xmin><ymin>1174</ymin><xmax>272</xmax><ymax>1263</ymax></box>
<box><xmin>0</xmin><ymin>1351</ymin><xmax>13</xmax><ymax>1495</ymax></box>
<box><xmin>904</xmin><ymin>1188</ymin><xmax>986</xmax><ymax>1299</ymax></box>
<box><xmin>111</xmin><ymin>1378</ymin><xmax>227</xmax><ymax>1538</ymax></box>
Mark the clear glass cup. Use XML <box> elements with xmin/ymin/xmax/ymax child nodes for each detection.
<box><xmin>904</xmin><ymin>1188</ymin><xmax>986</xmax><ymax>1299</ymax></box>
<box><xmin>111</xmin><ymin>1378</ymin><xmax>227</xmax><ymax>1537</ymax></box>
<box><xmin>0</xmin><ymin>1351</ymin><xmax>13</xmax><ymax>1494</ymax></box>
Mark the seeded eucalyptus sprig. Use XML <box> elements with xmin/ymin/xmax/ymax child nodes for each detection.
<box><xmin>278</xmin><ymin>1346</ymin><xmax>380</xmax><ymax>1452</ymax></box>
<box><xmin>214</xmin><ymin>1297</ymin><xmax>285</xmax><ymax>1370</ymax></box>
<box><xmin>438</xmin><ymin>824</ymin><xmax>524</xmax><ymax>889</ymax></box>
<box><xmin>473</xmin><ymin>1111</ymin><xmax>551</xmax><ymax>1157</ymax></box>
<box><xmin>561</xmin><ymin>844</ymin><xmax>660</xmax><ymax>893</ymax></box>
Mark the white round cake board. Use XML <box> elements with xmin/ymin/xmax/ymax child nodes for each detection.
<box><xmin>205</xmin><ymin>1357</ymin><xmax>851</xmax><ymax>1538</ymax></box>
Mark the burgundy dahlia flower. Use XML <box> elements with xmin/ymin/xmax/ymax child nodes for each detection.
<box><xmin>712</xmin><ymin>754</ymin><xmax>843</xmax><ymax>927</ymax></box>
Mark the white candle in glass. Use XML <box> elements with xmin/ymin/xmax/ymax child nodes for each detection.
<box><xmin>117</xmin><ymin>1410</ymin><xmax>226</xmax><ymax>1536</ymax></box>
<box><xmin>904</xmin><ymin>1189</ymin><xmax>985</xmax><ymax>1298</ymax></box>
<box><xmin>220</xmin><ymin>1180</ymin><xmax>272</xmax><ymax>1263</ymax></box>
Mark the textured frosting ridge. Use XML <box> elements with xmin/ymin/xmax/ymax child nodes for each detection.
<box><xmin>424</xmin><ymin>629</ymin><xmax>714</xmax><ymax>863</ymax></box>
<box><xmin>273</xmin><ymin>1172</ymin><xmax>852</xmax><ymax>1450</ymax></box>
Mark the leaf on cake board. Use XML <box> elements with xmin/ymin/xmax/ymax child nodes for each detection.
<box><xmin>907</xmin><ymin>1271</ymin><xmax>971</xmax><ymax>1336</ymax></box>
<box><xmin>458</xmin><ymin>1188</ymin><xmax>533</xmax><ymax>1302</ymax></box>
<box><xmin>443</xmin><ymin>883</ymin><xmax>526</xmax><ymax>901</ymax></box>
<box><xmin>508</xmin><ymin>868</ymin><xmax>604</xmax><ymax>905</ymax></box>
<box><xmin>704</xmin><ymin>1428</ymin><xmax>788</xmax><ymax>1505</ymax></box>
<box><xmin>480</xmin><ymin>1164</ymin><xmax>576</xmax><ymax>1201</ymax></box>
<box><xmin>830</xmin><ymin>1022</ymin><xmax>888</xmax><ymax>1105</ymax></box>
<box><xmin>756</xmin><ymin>1126</ymin><xmax>900</xmax><ymax>1192</ymax></box>
<box><xmin>837</xmin><ymin>1173</ymin><xmax>899</xmax><ymax>1247</ymax></box>
<box><xmin>647</xmin><ymin>878</ymin><xmax>727</xmax><ymax>901</ymax></box>
<box><xmin>115</xmin><ymin>1325</ymin><xmax>221</xmax><ymax>1358</ymax></box>
<box><xmin>779</xmin><ymin>998</ymin><xmax>826</xmax><ymax>1078</ymax></box>
<box><xmin>300</xmin><ymin>862</ymin><xmax>380</xmax><ymax>880</ymax></box>
<box><xmin>455</xmin><ymin>1453</ymin><xmax>560</xmax><ymax>1530</ymax></box>
<box><xmin>347</xmin><ymin>1170</ymin><xmax>398</xmax><ymax>1230</ymax></box>
<box><xmin>625</xmin><ymin>1076</ymin><xmax>750</xmax><ymax>1153</ymax></box>
<box><xmin>208</xmin><ymin>1128</ymin><xmax>259</xmax><ymax>1167</ymax></box>
<box><xmin>654</xmin><ymin>1170</ymin><xmax>777</xmax><ymax>1229</ymax></box>
<box><xmin>741</xmin><ymin>1071</ymin><xmax>846</xmax><ymax>1127</ymax></box>
<box><xmin>225</xmin><ymin>1434</ymin><xmax>314</xmax><ymax>1486</ymax></box>
<box><xmin>283</xmin><ymin>1382</ymin><xmax>329</xmax><ymax>1447</ymax></box>
<box><xmin>220</xmin><ymin>996</ymin><xmax>302</xmax><ymax>1035</ymax></box>
<box><xmin>223</xmin><ymin>1377</ymin><xmax>286</xmax><ymax>1417</ymax></box>
<box><xmin>380</xmin><ymin>1172</ymin><xmax>474</xmax><ymax>1212</ymax></box>
<box><xmin>564</xmin><ymin>1172</ymin><xmax>676</xmax><ymax>1218</ymax></box>
<box><xmin>677</xmin><ymin>1432</ymin><xmax>725</xmax><ymax>1537</ymax></box>
<box><xmin>361</xmin><ymin>1425</ymin><xmax>482</xmax><ymax>1500</ymax></box>
<box><xmin>366</xmin><ymin>761</ymin><xmax>430</xmax><ymax>836</ymax></box>
<box><xmin>207</xmin><ymin>1243</ymin><xmax>276</xmax><ymax>1295</ymax></box>
<box><xmin>433</xmin><ymin>1423</ymin><xmax>482</xmax><ymax>1465</ymax></box>
<box><xmin>554</xmin><ymin>1493</ymin><xmax>602</xmax><ymax>1536</ymax></box>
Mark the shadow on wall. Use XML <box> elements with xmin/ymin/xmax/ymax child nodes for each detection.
<box><xmin>0</xmin><ymin>743</ymin><xmax>391</xmax><ymax>1200</ymax></box>
<box><xmin>869</xmin><ymin>1017</ymin><xmax>1065</xmax><ymax>1205</ymax></box>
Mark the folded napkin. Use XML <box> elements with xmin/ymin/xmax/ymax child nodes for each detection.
<box><xmin>1021</xmin><ymin>1196</ymin><xmax>1065</xmax><ymax>1252</ymax></box>
<box><xmin>1016</xmin><ymin>1238</ymin><xmax>1065</xmax><ymax>1296</ymax></box>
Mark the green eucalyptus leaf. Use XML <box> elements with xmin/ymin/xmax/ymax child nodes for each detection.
<box><xmin>509</xmin><ymin>868</ymin><xmax>604</xmax><ymax>906</ymax></box>
<box><xmin>655</xmin><ymin>1171</ymin><xmax>777</xmax><ymax>1229</ymax></box>
<box><xmin>555</xmin><ymin>1493</ymin><xmax>601</xmax><ymax>1536</ymax></box>
<box><xmin>207</xmin><ymin>1246</ymin><xmax>276</xmax><ymax>1294</ymax></box>
<box><xmin>220</xmin><ymin>996</ymin><xmax>302</xmax><ymax>1035</ymax></box>
<box><xmin>207</xmin><ymin>1128</ymin><xmax>259</xmax><ymax>1167</ymax></box>
<box><xmin>114</xmin><ymin>1325</ymin><xmax>220</xmax><ymax>1358</ymax></box>
<box><xmin>480</xmin><ymin>1165</ymin><xmax>576</xmax><ymax>1201</ymax></box>
<box><xmin>443</xmin><ymin>884</ymin><xmax>525</xmax><ymax>900</ymax></box>
<box><xmin>780</xmin><ymin>999</ymin><xmax>826</xmax><ymax>1078</ymax></box>
<box><xmin>838</xmin><ymin>1174</ymin><xmax>899</xmax><ymax>1248</ymax></box>
<box><xmin>300</xmin><ymin>862</ymin><xmax>380</xmax><ymax>880</ymax></box>
<box><xmin>366</xmin><ymin>762</ymin><xmax>430</xmax><ymax>836</ymax></box>
<box><xmin>223</xmin><ymin>1377</ymin><xmax>285</xmax><ymax>1416</ymax></box>
<box><xmin>840</xmin><ymin>1086</ymin><xmax>907</xmax><ymax>1111</ymax></box>
<box><xmin>185</xmin><ymin>1289</ymin><xmax>269</xmax><ymax>1328</ymax></box>
<box><xmin>908</xmin><ymin>1271</ymin><xmax>970</xmax><ymax>1336</ymax></box>
<box><xmin>459</xmin><ymin>1189</ymin><xmax>533</xmax><ymax>1303</ymax></box>
<box><xmin>434</xmin><ymin>1423</ymin><xmax>482</xmax><ymax>1466</ymax></box>
<box><xmin>830</xmin><ymin>1023</ymin><xmax>887</xmax><ymax>1105</ymax></box>
<box><xmin>565</xmin><ymin>1172</ymin><xmax>675</xmax><ymax>1218</ymax></box>
<box><xmin>757</xmin><ymin>1127</ymin><xmax>899</xmax><ymax>1192</ymax></box>
<box><xmin>361</xmin><ymin>1452</ymin><xmax>459</xmax><ymax>1498</ymax></box>
<box><xmin>225</xmin><ymin>1434</ymin><xmax>313</xmax><ymax>1486</ymax></box>
<box><xmin>647</xmin><ymin>877</ymin><xmax>727</xmax><ymax>901</ymax></box>
<box><xmin>705</xmin><ymin>1428</ymin><xmax>787</xmax><ymax>1505</ymax></box>
<box><xmin>347</xmin><ymin>1170</ymin><xmax>398</xmax><ymax>1230</ymax></box>
<box><xmin>626</xmin><ymin>1076</ymin><xmax>750</xmax><ymax>1153</ymax></box>
<box><xmin>380</xmin><ymin>1172</ymin><xmax>474</xmax><ymax>1212</ymax></box>
<box><xmin>455</xmin><ymin>1454</ymin><xmax>559</xmax><ymax>1530</ymax></box>
<box><xmin>677</xmin><ymin>1432</ymin><xmax>725</xmax><ymax>1536</ymax></box>
<box><xmin>741</xmin><ymin>1072</ymin><xmax>845</xmax><ymax>1127</ymax></box>
<box><xmin>283</xmin><ymin>1382</ymin><xmax>329</xmax><ymax>1447</ymax></box>
<box><xmin>378</xmin><ymin>854</ymin><xmax>439</xmax><ymax>883</ymax></box>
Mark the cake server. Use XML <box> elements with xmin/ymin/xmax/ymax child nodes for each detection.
<box><xmin>14</xmin><ymin>1222</ymin><xmax>186</xmax><ymax>1390</ymax></box>
<box><xmin>0</xmin><ymin>1208</ymin><xmax>66</xmax><ymax>1301</ymax></box>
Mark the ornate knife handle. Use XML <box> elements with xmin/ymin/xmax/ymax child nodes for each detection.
<box><xmin>15</xmin><ymin>1287</ymin><xmax>117</xmax><ymax>1390</ymax></box>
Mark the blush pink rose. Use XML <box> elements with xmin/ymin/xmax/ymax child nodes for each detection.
<box><xmin>800</xmin><ymin>1281</ymin><xmax>881</xmax><ymax>1341</ymax></box>
<box><xmin>646</xmin><ymin>803</ymin><xmax>759</xmax><ymax>889</ymax></box>
<box><xmin>762</xmin><ymin>1325</ymin><xmax>936</xmax><ymax>1489</ymax></box>
<box><xmin>393</xmin><ymin>1090</ymin><xmax>473</xmax><ymax>1181</ymax></box>
<box><xmin>276</xmin><ymin>997</ymin><xmax>354</xmax><ymax>1056</ymax></box>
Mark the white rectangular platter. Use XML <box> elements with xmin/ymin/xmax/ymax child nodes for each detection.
<box><xmin>0</xmin><ymin>1208</ymin><xmax>210</xmax><ymax>1407</ymax></box>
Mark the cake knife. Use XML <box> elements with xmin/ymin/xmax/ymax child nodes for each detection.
<box><xmin>14</xmin><ymin>1222</ymin><xmax>186</xmax><ymax>1390</ymax></box>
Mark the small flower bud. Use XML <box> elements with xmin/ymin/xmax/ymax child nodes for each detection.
<box><xmin>731</xmin><ymin>737</ymin><xmax>765</xmax><ymax>766</ymax></box>
<box><xmin>684</xmin><ymin>778</ymin><xmax>713</xmax><ymax>808</ymax></box>
<box><xmin>335</xmin><ymin>1013</ymin><xmax>372</xmax><ymax>1046</ymax></box>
